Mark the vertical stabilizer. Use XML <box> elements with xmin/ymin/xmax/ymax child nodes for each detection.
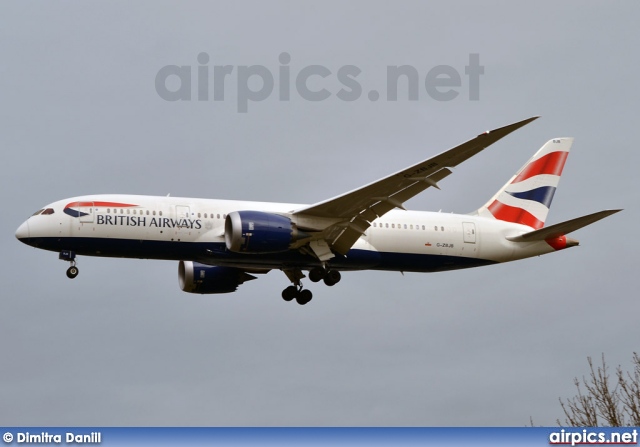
<box><xmin>474</xmin><ymin>138</ymin><xmax>573</xmax><ymax>229</ymax></box>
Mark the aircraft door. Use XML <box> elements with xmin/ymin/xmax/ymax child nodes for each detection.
<box><xmin>173</xmin><ymin>205</ymin><xmax>192</xmax><ymax>241</ymax></box>
<box><xmin>462</xmin><ymin>222</ymin><xmax>476</xmax><ymax>243</ymax></box>
<box><xmin>176</xmin><ymin>205</ymin><xmax>190</xmax><ymax>223</ymax></box>
<box><xmin>79</xmin><ymin>202</ymin><xmax>94</xmax><ymax>223</ymax></box>
<box><xmin>175</xmin><ymin>205</ymin><xmax>192</xmax><ymax>228</ymax></box>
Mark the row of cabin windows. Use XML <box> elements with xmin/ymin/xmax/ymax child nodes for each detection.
<box><xmin>372</xmin><ymin>222</ymin><xmax>446</xmax><ymax>231</ymax></box>
<box><xmin>103</xmin><ymin>208</ymin><xmax>163</xmax><ymax>216</ymax></box>
<box><xmin>196</xmin><ymin>212</ymin><xmax>226</xmax><ymax>219</ymax></box>
<box><xmin>99</xmin><ymin>208</ymin><xmax>226</xmax><ymax>219</ymax></box>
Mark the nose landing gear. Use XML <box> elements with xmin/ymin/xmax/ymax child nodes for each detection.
<box><xmin>59</xmin><ymin>250</ymin><xmax>79</xmax><ymax>279</ymax></box>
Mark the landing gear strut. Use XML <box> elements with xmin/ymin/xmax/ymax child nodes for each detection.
<box><xmin>59</xmin><ymin>250</ymin><xmax>79</xmax><ymax>279</ymax></box>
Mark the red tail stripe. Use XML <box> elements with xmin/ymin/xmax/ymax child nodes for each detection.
<box><xmin>512</xmin><ymin>151</ymin><xmax>569</xmax><ymax>184</ymax></box>
<box><xmin>488</xmin><ymin>200</ymin><xmax>544</xmax><ymax>229</ymax></box>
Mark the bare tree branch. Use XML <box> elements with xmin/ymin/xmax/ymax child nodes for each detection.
<box><xmin>557</xmin><ymin>353</ymin><xmax>639</xmax><ymax>427</ymax></box>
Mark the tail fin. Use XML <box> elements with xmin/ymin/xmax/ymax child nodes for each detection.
<box><xmin>475</xmin><ymin>138</ymin><xmax>573</xmax><ymax>229</ymax></box>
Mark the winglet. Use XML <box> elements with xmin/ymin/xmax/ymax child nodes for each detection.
<box><xmin>477</xmin><ymin>116</ymin><xmax>539</xmax><ymax>138</ymax></box>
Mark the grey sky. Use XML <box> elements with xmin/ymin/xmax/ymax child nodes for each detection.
<box><xmin>1</xmin><ymin>1</ymin><xmax>638</xmax><ymax>425</ymax></box>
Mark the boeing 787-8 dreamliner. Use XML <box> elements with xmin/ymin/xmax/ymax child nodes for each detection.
<box><xmin>15</xmin><ymin>117</ymin><xmax>620</xmax><ymax>305</ymax></box>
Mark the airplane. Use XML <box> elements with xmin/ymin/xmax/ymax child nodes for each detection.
<box><xmin>15</xmin><ymin>117</ymin><xmax>621</xmax><ymax>305</ymax></box>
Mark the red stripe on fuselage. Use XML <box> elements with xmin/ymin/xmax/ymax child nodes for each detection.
<box><xmin>65</xmin><ymin>201</ymin><xmax>138</xmax><ymax>209</ymax></box>
<box><xmin>487</xmin><ymin>200</ymin><xmax>544</xmax><ymax>229</ymax></box>
<box><xmin>512</xmin><ymin>151</ymin><xmax>568</xmax><ymax>183</ymax></box>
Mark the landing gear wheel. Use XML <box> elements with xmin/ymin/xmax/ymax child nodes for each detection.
<box><xmin>308</xmin><ymin>267</ymin><xmax>326</xmax><ymax>283</ymax></box>
<box><xmin>66</xmin><ymin>266</ymin><xmax>79</xmax><ymax>279</ymax></box>
<box><xmin>282</xmin><ymin>286</ymin><xmax>297</xmax><ymax>302</ymax></box>
<box><xmin>296</xmin><ymin>289</ymin><xmax>313</xmax><ymax>305</ymax></box>
<box><xmin>323</xmin><ymin>270</ymin><xmax>341</xmax><ymax>286</ymax></box>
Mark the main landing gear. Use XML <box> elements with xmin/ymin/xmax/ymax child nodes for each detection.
<box><xmin>281</xmin><ymin>285</ymin><xmax>312</xmax><ymax>305</ymax></box>
<box><xmin>59</xmin><ymin>250</ymin><xmax>79</xmax><ymax>279</ymax></box>
<box><xmin>308</xmin><ymin>266</ymin><xmax>341</xmax><ymax>286</ymax></box>
<box><xmin>281</xmin><ymin>267</ymin><xmax>342</xmax><ymax>305</ymax></box>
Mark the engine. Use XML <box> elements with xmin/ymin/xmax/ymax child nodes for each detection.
<box><xmin>225</xmin><ymin>211</ymin><xmax>307</xmax><ymax>254</ymax></box>
<box><xmin>178</xmin><ymin>261</ymin><xmax>256</xmax><ymax>294</ymax></box>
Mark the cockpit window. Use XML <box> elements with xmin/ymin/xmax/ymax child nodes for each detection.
<box><xmin>32</xmin><ymin>209</ymin><xmax>44</xmax><ymax>216</ymax></box>
<box><xmin>41</xmin><ymin>208</ymin><xmax>55</xmax><ymax>215</ymax></box>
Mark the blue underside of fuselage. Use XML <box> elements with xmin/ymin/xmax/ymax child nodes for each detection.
<box><xmin>21</xmin><ymin>237</ymin><xmax>497</xmax><ymax>273</ymax></box>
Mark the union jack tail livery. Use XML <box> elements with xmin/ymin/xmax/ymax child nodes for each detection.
<box><xmin>475</xmin><ymin>138</ymin><xmax>572</xmax><ymax>229</ymax></box>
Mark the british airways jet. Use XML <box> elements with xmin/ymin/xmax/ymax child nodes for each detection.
<box><xmin>15</xmin><ymin>117</ymin><xmax>620</xmax><ymax>305</ymax></box>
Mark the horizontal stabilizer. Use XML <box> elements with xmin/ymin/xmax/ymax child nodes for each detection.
<box><xmin>506</xmin><ymin>209</ymin><xmax>622</xmax><ymax>242</ymax></box>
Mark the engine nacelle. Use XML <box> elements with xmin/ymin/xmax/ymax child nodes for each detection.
<box><xmin>179</xmin><ymin>261</ymin><xmax>255</xmax><ymax>294</ymax></box>
<box><xmin>225</xmin><ymin>211</ymin><xmax>306</xmax><ymax>254</ymax></box>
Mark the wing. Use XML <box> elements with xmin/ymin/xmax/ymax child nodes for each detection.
<box><xmin>292</xmin><ymin>116</ymin><xmax>539</xmax><ymax>257</ymax></box>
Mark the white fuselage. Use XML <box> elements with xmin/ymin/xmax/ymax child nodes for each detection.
<box><xmin>17</xmin><ymin>194</ymin><xmax>559</xmax><ymax>273</ymax></box>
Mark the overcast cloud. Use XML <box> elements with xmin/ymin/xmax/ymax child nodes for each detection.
<box><xmin>0</xmin><ymin>1</ymin><xmax>638</xmax><ymax>426</ymax></box>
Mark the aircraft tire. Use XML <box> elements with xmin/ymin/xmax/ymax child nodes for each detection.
<box><xmin>323</xmin><ymin>270</ymin><xmax>341</xmax><ymax>286</ymax></box>
<box><xmin>308</xmin><ymin>267</ymin><xmax>325</xmax><ymax>282</ymax></box>
<box><xmin>296</xmin><ymin>289</ymin><xmax>312</xmax><ymax>305</ymax></box>
<box><xmin>282</xmin><ymin>286</ymin><xmax>297</xmax><ymax>301</ymax></box>
<box><xmin>66</xmin><ymin>266</ymin><xmax>79</xmax><ymax>279</ymax></box>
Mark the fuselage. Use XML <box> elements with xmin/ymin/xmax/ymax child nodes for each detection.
<box><xmin>16</xmin><ymin>194</ymin><xmax>562</xmax><ymax>273</ymax></box>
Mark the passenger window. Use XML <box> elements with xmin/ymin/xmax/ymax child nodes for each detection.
<box><xmin>159</xmin><ymin>211</ymin><xmax>163</xmax><ymax>216</ymax></box>
<box><xmin>153</xmin><ymin>211</ymin><xmax>156</xmax><ymax>216</ymax></box>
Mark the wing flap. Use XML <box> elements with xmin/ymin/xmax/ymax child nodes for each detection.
<box><xmin>324</xmin><ymin>168</ymin><xmax>455</xmax><ymax>255</ymax></box>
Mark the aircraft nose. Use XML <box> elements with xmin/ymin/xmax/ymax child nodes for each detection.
<box><xmin>15</xmin><ymin>220</ymin><xmax>30</xmax><ymax>243</ymax></box>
